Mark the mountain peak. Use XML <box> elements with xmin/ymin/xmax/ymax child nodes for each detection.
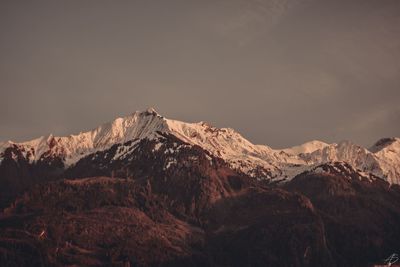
<box><xmin>130</xmin><ymin>107</ymin><xmax>161</xmax><ymax>119</ymax></box>
<box><xmin>369</xmin><ymin>137</ymin><xmax>398</xmax><ymax>153</ymax></box>
<box><xmin>144</xmin><ymin>107</ymin><xmax>160</xmax><ymax>116</ymax></box>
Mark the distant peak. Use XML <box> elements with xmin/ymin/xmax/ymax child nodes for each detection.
<box><xmin>369</xmin><ymin>137</ymin><xmax>398</xmax><ymax>153</ymax></box>
<box><xmin>308</xmin><ymin>140</ymin><xmax>328</xmax><ymax>145</ymax></box>
<box><xmin>130</xmin><ymin>107</ymin><xmax>162</xmax><ymax>119</ymax></box>
<box><xmin>145</xmin><ymin>107</ymin><xmax>159</xmax><ymax>115</ymax></box>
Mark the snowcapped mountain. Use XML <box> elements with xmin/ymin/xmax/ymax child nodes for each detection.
<box><xmin>369</xmin><ymin>137</ymin><xmax>400</xmax><ymax>184</ymax></box>
<box><xmin>286</xmin><ymin>139</ymin><xmax>399</xmax><ymax>184</ymax></box>
<box><xmin>0</xmin><ymin>108</ymin><xmax>167</xmax><ymax>166</ymax></box>
<box><xmin>0</xmin><ymin>108</ymin><xmax>399</xmax><ymax>184</ymax></box>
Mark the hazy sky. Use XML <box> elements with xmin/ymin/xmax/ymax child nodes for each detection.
<box><xmin>1</xmin><ymin>0</ymin><xmax>399</xmax><ymax>148</ymax></box>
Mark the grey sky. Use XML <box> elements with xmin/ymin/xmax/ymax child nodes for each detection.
<box><xmin>0</xmin><ymin>0</ymin><xmax>399</xmax><ymax>148</ymax></box>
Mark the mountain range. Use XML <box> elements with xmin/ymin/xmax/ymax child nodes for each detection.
<box><xmin>1</xmin><ymin>108</ymin><xmax>399</xmax><ymax>184</ymax></box>
<box><xmin>0</xmin><ymin>108</ymin><xmax>399</xmax><ymax>267</ymax></box>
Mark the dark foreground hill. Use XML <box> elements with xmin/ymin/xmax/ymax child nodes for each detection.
<box><xmin>1</xmin><ymin>163</ymin><xmax>399</xmax><ymax>266</ymax></box>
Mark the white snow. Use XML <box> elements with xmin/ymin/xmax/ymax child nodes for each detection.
<box><xmin>153</xmin><ymin>143</ymin><xmax>162</xmax><ymax>152</ymax></box>
<box><xmin>282</xmin><ymin>140</ymin><xmax>329</xmax><ymax>155</ymax></box>
<box><xmin>165</xmin><ymin>158</ymin><xmax>177</xmax><ymax>169</ymax></box>
<box><xmin>112</xmin><ymin>141</ymin><xmax>139</xmax><ymax>161</ymax></box>
<box><xmin>313</xmin><ymin>166</ymin><xmax>326</xmax><ymax>174</ymax></box>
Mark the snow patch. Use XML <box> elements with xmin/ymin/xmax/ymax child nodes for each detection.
<box><xmin>153</xmin><ymin>143</ymin><xmax>162</xmax><ymax>152</ymax></box>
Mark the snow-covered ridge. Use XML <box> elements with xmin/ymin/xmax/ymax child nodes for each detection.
<box><xmin>0</xmin><ymin>108</ymin><xmax>168</xmax><ymax>165</ymax></box>
<box><xmin>281</xmin><ymin>140</ymin><xmax>329</xmax><ymax>155</ymax></box>
<box><xmin>0</xmin><ymin>108</ymin><xmax>399</xmax><ymax>184</ymax></box>
<box><xmin>276</xmin><ymin>139</ymin><xmax>400</xmax><ymax>184</ymax></box>
<box><xmin>0</xmin><ymin>108</ymin><xmax>282</xmax><ymax>176</ymax></box>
